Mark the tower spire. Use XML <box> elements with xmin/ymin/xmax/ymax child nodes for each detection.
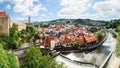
<box><xmin>28</xmin><ymin>16</ymin><xmax>30</xmax><ymax>23</ymax></box>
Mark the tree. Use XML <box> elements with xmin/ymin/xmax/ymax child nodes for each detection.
<box><xmin>26</xmin><ymin>26</ymin><xmax>37</xmax><ymax>36</ymax></box>
<box><xmin>0</xmin><ymin>36</ymin><xmax>8</xmax><ymax>49</ymax></box>
<box><xmin>71</xmin><ymin>41</ymin><xmax>79</xmax><ymax>49</ymax></box>
<box><xmin>22</xmin><ymin>46</ymin><xmax>66</xmax><ymax>68</ymax></box>
<box><xmin>115</xmin><ymin>25</ymin><xmax>120</xmax><ymax>32</ymax></box>
<box><xmin>0</xmin><ymin>43</ymin><xmax>18</xmax><ymax>68</ymax></box>
<box><xmin>96</xmin><ymin>31</ymin><xmax>104</xmax><ymax>41</ymax></box>
<box><xmin>8</xmin><ymin>23</ymin><xmax>20</xmax><ymax>49</ymax></box>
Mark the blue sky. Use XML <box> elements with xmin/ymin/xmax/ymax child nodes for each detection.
<box><xmin>0</xmin><ymin>0</ymin><xmax>120</xmax><ymax>23</ymax></box>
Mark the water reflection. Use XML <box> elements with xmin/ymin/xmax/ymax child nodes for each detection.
<box><xmin>20</xmin><ymin>43</ymin><xmax>30</xmax><ymax>48</ymax></box>
<box><xmin>56</xmin><ymin>55</ymin><xmax>97</xmax><ymax>68</ymax></box>
<box><xmin>62</xmin><ymin>45</ymin><xmax>110</xmax><ymax>66</ymax></box>
<box><xmin>18</xmin><ymin>43</ymin><xmax>30</xmax><ymax>57</ymax></box>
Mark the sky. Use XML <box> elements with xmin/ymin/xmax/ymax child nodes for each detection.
<box><xmin>0</xmin><ymin>0</ymin><xmax>120</xmax><ymax>23</ymax></box>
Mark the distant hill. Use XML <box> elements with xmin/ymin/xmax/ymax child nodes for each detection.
<box><xmin>33</xmin><ymin>18</ymin><xmax>106</xmax><ymax>26</ymax></box>
<box><xmin>50</xmin><ymin>19</ymin><xmax>68</xmax><ymax>23</ymax></box>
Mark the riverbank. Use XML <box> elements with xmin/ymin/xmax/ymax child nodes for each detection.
<box><xmin>105</xmin><ymin>32</ymin><xmax>120</xmax><ymax>68</ymax></box>
<box><xmin>107</xmin><ymin>53</ymin><xmax>120</xmax><ymax>68</ymax></box>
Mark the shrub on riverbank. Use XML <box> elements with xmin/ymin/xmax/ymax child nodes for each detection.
<box><xmin>22</xmin><ymin>46</ymin><xmax>66</xmax><ymax>68</ymax></box>
<box><xmin>0</xmin><ymin>43</ymin><xmax>18</xmax><ymax>68</ymax></box>
<box><xmin>96</xmin><ymin>31</ymin><xmax>104</xmax><ymax>41</ymax></box>
<box><xmin>115</xmin><ymin>33</ymin><xmax>120</xmax><ymax>57</ymax></box>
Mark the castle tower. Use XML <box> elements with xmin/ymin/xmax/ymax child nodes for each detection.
<box><xmin>0</xmin><ymin>11</ymin><xmax>10</xmax><ymax>36</ymax></box>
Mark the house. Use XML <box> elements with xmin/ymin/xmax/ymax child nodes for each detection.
<box><xmin>16</xmin><ymin>23</ymin><xmax>26</xmax><ymax>31</ymax></box>
<box><xmin>75</xmin><ymin>33</ymin><xmax>85</xmax><ymax>44</ymax></box>
<box><xmin>84</xmin><ymin>33</ymin><xmax>98</xmax><ymax>43</ymax></box>
<box><xmin>59</xmin><ymin>34</ymin><xmax>74</xmax><ymax>45</ymax></box>
<box><xmin>40</xmin><ymin>35</ymin><xmax>54</xmax><ymax>46</ymax></box>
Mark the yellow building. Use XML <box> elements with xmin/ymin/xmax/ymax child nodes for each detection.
<box><xmin>0</xmin><ymin>11</ymin><xmax>11</xmax><ymax>36</ymax></box>
<box><xmin>16</xmin><ymin>23</ymin><xmax>26</xmax><ymax>31</ymax></box>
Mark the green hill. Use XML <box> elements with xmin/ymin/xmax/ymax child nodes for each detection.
<box><xmin>33</xmin><ymin>18</ymin><xmax>106</xmax><ymax>26</ymax></box>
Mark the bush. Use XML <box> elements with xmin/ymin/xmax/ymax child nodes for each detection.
<box><xmin>96</xmin><ymin>31</ymin><xmax>104</xmax><ymax>41</ymax></box>
<box><xmin>115</xmin><ymin>25</ymin><xmax>120</xmax><ymax>32</ymax></box>
<box><xmin>0</xmin><ymin>43</ymin><xmax>18</xmax><ymax>68</ymax></box>
<box><xmin>115</xmin><ymin>33</ymin><xmax>120</xmax><ymax>57</ymax></box>
<box><xmin>22</xmin><ymin>46</ymin><xmax>66</xmax><ymax>68</ymax></box>
<box><xmin>71</xmin><ymin>41</ymin><xmax>79</xmax><ymax>49</ymax></box>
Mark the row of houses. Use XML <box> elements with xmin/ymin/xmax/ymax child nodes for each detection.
<box><xmin>35</xmin><ymin>24</ymin><xmax>98</xmax><ymax>48</ymax></box>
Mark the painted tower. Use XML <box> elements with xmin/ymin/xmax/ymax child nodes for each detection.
<box><xmin>0</xmin><ymin>11</ymin><xmax>11</xmax><ymax>36</ymax></box>
<box><xmin>25</xmin><ymin>16</ymin><xmax>32</xmax><ymax>27</ymax></box>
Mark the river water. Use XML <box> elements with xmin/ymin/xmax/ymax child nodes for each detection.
<box><xmin>56</xmin><ymin>33</ymin><xmax>116</xmax><ymax>68</ymax></box>
<box><xmin>18</xmin><ymin>33</ymin><xmax>116</xmax><ymax>68</ymax></box>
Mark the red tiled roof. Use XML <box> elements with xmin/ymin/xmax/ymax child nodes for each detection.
<box><xmin>75</xmin><ymin>35</ymin><xmax>84</xmax><ymax>44</ymax></box>
<box><xmin>84</xmin><ymin>34</ymin><xmax>98</xmax><ymax>43</ymax></box>
<box><xmin>43</xmin><ymin>28</ymin><xmax>49</xmax><ymax>33</ymax></box>
<box><xmin>40</xmin><ymin>35</ymin><xmax>54</xmax><ymax>46</ymax></box>
<box><xmin>59</xmin><ymin>35</ymin><xmax>70</xmax><ymax>44</ymax></box>
<box><xmin>0</xmin><ymin>11</ymin><xmax>8</xmax><ymax>16</ymax></box>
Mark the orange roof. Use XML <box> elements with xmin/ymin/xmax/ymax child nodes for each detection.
<box><xmin>0</xmin><ymin>11</ymin><xmax>8</xmax><ymax>16</ymax></box>
<box><xmin>59</xmin><ymin>34</ymin><xmax>72</xmax><ymax>44</ymax></box>
<box><xmin>75</xmin><ymin>36</ymin><xmax>84</xmax><ymax>44</ymax></box>
<box><xmin>40</xmin><ymin>35</ymin><xmax>54</xmax><ymax>46</ymax></box>
<box><xmin>43</xmin><ymin>28</ymin><xmax>49</xmax><ymax>32</ymax></box>
<box><xmin>84</xmin><ymin>34</ymin><xmax>98</xmax><ymax>43</ymax></box>
<box><xmin>85</xmin><ymin>36</ymin><xmax>92</xmax><ymax>43</ymax></box>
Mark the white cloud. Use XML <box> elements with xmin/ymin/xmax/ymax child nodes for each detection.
<box><xmin>46</xmin><ymin>0</ymin><xmax>51</xmax><ymax>2</ymax></box>
<box><xmin>7</xmin><ymin>0</ymin><xmax>46</xmax><ymax>16</ymax></box>
<box><xmin>13</xmin><ymin>17</ymin><xmax>27</xmax><ymax>23</ymax></box>
<box><xmin>41</xmin><ymin>7</ymin><xmax>47</xmax><ymax>12</ymax></box>
<box><xmin>41</xmin><ymin>14</ymin><xmax>46</xmax><ymax>16</ymax></box>
<box><xmin>6</xmin><ymin>4</ymin><xmax>11</xmax><ymax>9</ymax></box>
<box><xmin>58</xmin><ymin>0</ymin><xmax>120</xmax><ymax>20</ymax></box>
<box><xmin>58</xmin><ymin>0</ymin><xmax>91</xmax><ymax>18</ymax></box>
<box><xmin>92</xmin><ymin>0</ymin><xmax>120</xmax><ymax>19</ymax></box>
<box><xmin>13</xmin><ymin>17</ymin><xmax>44</xmax><ymax>23</ymax></box>
<box><xmin>0</xmin><ymin>0</ymin><xmax>3</xmax><ymax>3</ymax></box>
<box><xmin>49</xmin><ymin>12</ymin><xmax>53</xmax><ymax>15</ymax></box>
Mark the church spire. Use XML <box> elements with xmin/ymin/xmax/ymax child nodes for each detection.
<box><xmin>28</xmin><ymin>16</ymin><xmax>30</xmax><ymax>23</ymax></box>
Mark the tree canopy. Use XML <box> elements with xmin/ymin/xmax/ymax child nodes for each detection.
<box><xmin>0</xmin><ymin>43</ymin><xmax>18</xmax><ymax>68</ymax></box>
<box><xmin>96</xmin><ymin>31</ymin><xmax>104</xmax><ymax>41</ymax></box>
<box><xmin>8</xmin><ymin>23</ymin><xmax>20</xmax><ymax>49</ymax></box>
<box><xmin>22</xmin><ymin>46</ymin><xmax>66</xmax><ymax>68</ymax></box>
